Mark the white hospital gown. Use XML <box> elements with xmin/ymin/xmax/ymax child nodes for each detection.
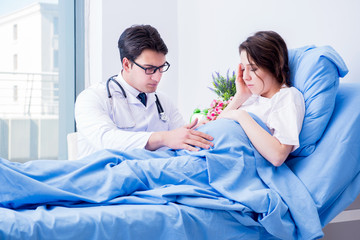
<box><xmin>240</xmin><ymin>87</ymin><xmax>305</xmax><ymax>151</ymax></box>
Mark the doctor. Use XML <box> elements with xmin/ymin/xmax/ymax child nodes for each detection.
<box><xmin>74</xmin><ymin>25</ymin><xmax>213</xmax><ymax>159</ymax></box>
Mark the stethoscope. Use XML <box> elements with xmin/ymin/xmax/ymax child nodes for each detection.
<box><xmin>106</xmin><ymin>75</ymin><xmax>169</xmax><ymax>124</ymax></box>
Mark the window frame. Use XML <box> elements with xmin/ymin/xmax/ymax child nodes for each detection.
<box><xmin>58</xmin><ymin>0</ymin><xmax>84</xmax><ymax>159</ymax></box>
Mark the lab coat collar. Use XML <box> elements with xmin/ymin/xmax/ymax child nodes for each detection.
<box><xmin>115</xmin><ymin>72</ymin><xmax>156</xmax><ymax>106</ymax></box>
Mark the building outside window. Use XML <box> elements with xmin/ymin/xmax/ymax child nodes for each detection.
<box><xmin>0</xmin><ymin>1</ymin><xmax>77</xmax><ymax>162</ymax></box>
<box><xmin>53</xmin><ymin>49</ymin><xmax>59</xmax><ymax>70</ymax></box>
<box><xmin>13</xmin><ymin>54</ymin><xmax>18</xmax><ymax>71</ymax></box>
<box><xmin>13</xmin><ymin>23</ymin><xmax>17</xmax><ymax>40</ymax></box>
<box><xmin>13</xmin><ymin>85</ymin><xmax>18</xmax><ymax>102</ymax></box>
<box><xmin>53</xmin><ymin>16</ymin><xmax>58</xmax><ymax>35</ymax></box>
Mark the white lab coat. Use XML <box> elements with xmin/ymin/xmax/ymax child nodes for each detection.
<box><xmin>74</xmin><ymin>74</ymin><xmax>185</xmax><ymax>159</ymax></box>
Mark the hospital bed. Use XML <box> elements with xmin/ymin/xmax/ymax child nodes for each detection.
<box><xmin>324</xmin><ymin>195</ymin><xmax>360</xmax><ymax>239</ymax></box>
<box><xmin>0</xmin><ymin>45</ymin><xmax>359</xmax><ymax>239</ymax></box>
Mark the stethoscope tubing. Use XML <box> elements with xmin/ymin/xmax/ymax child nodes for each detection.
<box><xmin>107</xmin><ymin>75</ymin><xmax>127</xmax><ymax>98</ymax></box>
<box><xmin>106</xmin><ymin>75</ymin><xmax>167</xmax><ymax>122</ymax></box>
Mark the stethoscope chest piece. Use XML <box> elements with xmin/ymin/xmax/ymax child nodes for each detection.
<box><xmin>159</xmin><ymin>112</ymin><xmax>169</xmax><ymax>122</ymax></box>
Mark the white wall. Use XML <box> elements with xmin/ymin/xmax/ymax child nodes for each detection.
<box><xmin>87</xmin><ymin>0</ymin><xmax>360</xmax><ymax>120</ymax></box>
<box><xmin>85</xmin><ymin>0</ymin><xmax>179</xmax><ymax>100</ymax></box>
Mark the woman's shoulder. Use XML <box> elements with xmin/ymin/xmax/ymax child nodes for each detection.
<box><xmin>276</xmin><ymin>86</ymin><xmax>304</xmax><ymax>105</ymax></box>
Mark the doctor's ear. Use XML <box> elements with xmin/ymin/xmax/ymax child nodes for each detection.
<box><xmin>122</xmin><ymin>58</ymin><xmax>133</xmax><ymax>72</ymax></box>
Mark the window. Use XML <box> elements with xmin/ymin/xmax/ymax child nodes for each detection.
<box><xmin>13</xmin><ymin>85</ymin><xmax>18</xmax><ymax>102</ymax></box>
<box><xmin>0</xmin><ymin>1</ymin><xmax>80</xmax><ymax>162</ymax></box>
<box><xmin>53</xmin><ymin>17</ymin><xmax>58</xmax><ymax>35</ymax></box>
<box><xmin>13</xmin><ymin>24</ymin><xmax>17</xmax><ymax>40</ymax></box>
<box><xmin>53</xmin><ymin>49</ymin><xmax>59</xmax><ymax>69</ymax></box>
<box><xmin>13</xmin><ymin>54</ymin><xmax>17</xmax><ymax>70</ymax></box>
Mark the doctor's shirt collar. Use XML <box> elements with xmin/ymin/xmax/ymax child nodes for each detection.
<box><xmin>115</xmin><ymin>72</ymin><xmax>142</xmax><ymax>98</ymax></box>
<box><xmin>114</xmin><ymin>71</ymin><xmax>156</xmax><ymax>106</ymax></box>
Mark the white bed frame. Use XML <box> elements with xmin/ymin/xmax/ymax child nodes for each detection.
<box><xmin>67</xmin><ymin>132</ymin><xmax>78</xmax><ymax>160</ymax></box>
<box><xmin>323</xmin><ymin>195</ymin><xmax>360</xmax><ymax>239</ymax></box>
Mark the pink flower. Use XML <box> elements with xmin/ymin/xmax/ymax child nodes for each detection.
<box><xmin>206</xmin><ymin>111</ymin><xmax>213</xmax><ymax>120</ymax></box>
<box><xmin>207</xmin><ymin>98</ymin><xmax>232</xmax><ymax>121</ymax></box>
<box><xmin>206</xmin><ymin>110</ymin><xmax>217</xmax><ymax>120</ymax></box>
<box><xmin>214</xmin><ymin>106</ymin><xmax>222</xmax><ymax>114</ymax></box>
<box><xmin>210</xmin><ymin>99</ymin><xmax>218</xmax><ymax>108</ymax></box>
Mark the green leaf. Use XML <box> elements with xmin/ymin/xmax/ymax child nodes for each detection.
<box><xmin>209</xmin><ymin>70</ymin><xmax>236</xmax><ymax>101</ymax></box>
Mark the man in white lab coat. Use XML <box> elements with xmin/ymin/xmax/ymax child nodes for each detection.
<box><xmin>74</xmin><ymin>25</ymin><xmax>213</xmax><ymax>159</ymax></box>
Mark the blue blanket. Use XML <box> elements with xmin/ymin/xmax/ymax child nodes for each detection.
<box><xmin>0</xmin><ymin>118</ymin><xmax>323</xmax><ymax>239</ymax></box>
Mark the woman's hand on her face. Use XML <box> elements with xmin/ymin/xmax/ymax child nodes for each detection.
<box><xmin>223</xmin><ymin>64</ymin><xmax>252</xmax><ymax>110</ymax></box>
<box><xmin>234</xmin><ymin>64</ymin><xmax>252</xmax><ymax>100</ymax></box>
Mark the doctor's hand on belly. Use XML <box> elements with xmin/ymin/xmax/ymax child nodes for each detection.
<box><xmin>145</xmin><ymin>118</ymin><xmax>214</xmax><ymax>152</ymax></box>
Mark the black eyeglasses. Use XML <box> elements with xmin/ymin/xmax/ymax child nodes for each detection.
<box><xmin>132</xmin><ymin>61</ymin><xmax>170</xmax><ymax>75</ymax></box>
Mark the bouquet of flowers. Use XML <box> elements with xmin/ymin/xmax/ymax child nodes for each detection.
<box><xmin>190</xmin><ymin>70</ymin><xmax>237</xmax><ymax>122</ymax></box>
<box><xmin>206</xmin><ymin>70</ymin><xmax>236</xmax><ymax>120</ymax></box>
<box><xmin>206</xmin><ymin>97</ymin><xmax>233</xmax><ymax>121</ymax></box>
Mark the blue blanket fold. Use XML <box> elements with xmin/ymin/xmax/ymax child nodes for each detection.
<box><xmin>0</xmin><ymin>118</ymin><xmax>323</xmax><ymax>239</ymax></box>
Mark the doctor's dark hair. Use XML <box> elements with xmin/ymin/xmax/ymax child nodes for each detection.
<box><xmin>118</xmin><ymin>25</ymin><xmax>168</xmax><ymax>62</ymax></box>
<box><xmin>239</xmin><ymin>31</ymin><xmax>291</xmax><ymax>87</ymax></box>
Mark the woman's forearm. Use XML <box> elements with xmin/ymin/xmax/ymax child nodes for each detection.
<box><xmin>235</xmin><ymin>110</ymin><xmax>292</xmax><ymax>167</ymax></box>
<box><xmin>224</xmin><ymin>94</ymin><xmax>249</xmax><ymax>112</ymax></box>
